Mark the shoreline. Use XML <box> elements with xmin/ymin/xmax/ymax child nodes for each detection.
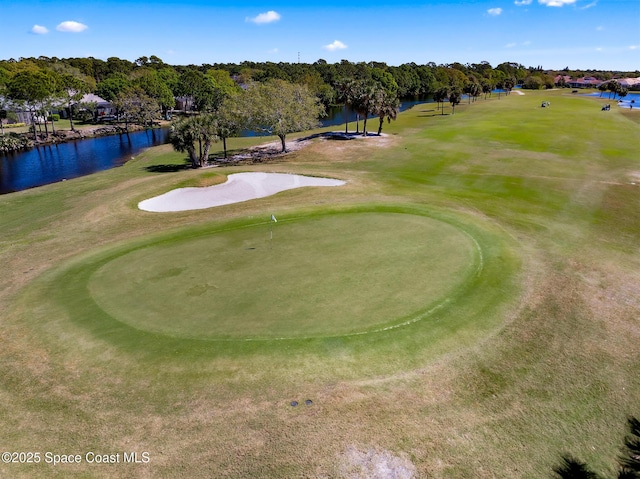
<box><xmin>0</xmin><ymin>122</ymin><xmax>168</xmax><ymax>154</ymax></box>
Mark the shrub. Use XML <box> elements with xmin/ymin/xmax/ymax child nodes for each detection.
<box><xmin>48</xmin><ymin>114</ymin><xmax>60</xmax><ymax>122</ymax></box>
<box><xmin>0</xmin><ymin>133</ymin><xmax>32</xmax><ymax>153</ymax></box>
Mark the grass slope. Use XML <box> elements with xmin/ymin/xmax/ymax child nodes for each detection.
<box><xmin>0</xmin><ymin>89</ymin><xmax>638</xmax><ymax>478</ymax></box>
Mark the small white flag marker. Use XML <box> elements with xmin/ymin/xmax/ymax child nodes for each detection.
<box><xmin>271</xmin><ymin>214</ymin><xmax>277</xmax><ymax>222</ymax></box>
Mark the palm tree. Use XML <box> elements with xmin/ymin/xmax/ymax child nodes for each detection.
<box><xmin>170</xmin><ymin>114</ymin><xmax>219</xmax><ymax>167</ymax></box>
<box><xmin>334</xmin><ymin>78</ymin><xmax>357</xmax><ymax>134</ymax></box>
<box><xmin>433</xmin><ymin>86</ymin><xmax>449</xmax><ymax>115</ymax></box>
<box><xmin>448</xmin><ymin>88</ymin><xmax>462</xmax><ymax>115</ymax></box>
<box><xmin>598</xmin><ymin>82</ymin><xmax>609</xmax><ymax>98</ymax></box>
<box><xmin>503</xmin><ymin>77</ymin><xmax>515</xmax><ymax>95</ymax></box>
<box><xmin>465</xmin><ymin>82</ymin><xmax>481</xmax><ymax>104</ymax></box>
<box><xmin>215</xmin><ymin>93</ymin><xmax>245</xmax><ymax>159</ymax></box>
<box><xmin>170</xmin><ymin>116</ymin><xmax>199</xmax><ymax>168</ymax></box>
<box><xmin>351</xmin><ymin>81</ymin><xmax>379</xmax><ymax>136</ymax></box>
<box><xmin>482</xmin><ymin>80</ymin><xmax>493</xmax><ymax>99</ymax></box>
<box><xmin>373</xmin><ymin>90</ymin><xmax>399</xmax><ymax>135</ymax></box>
<box><xmin>607</xmin><ymin>81</ymin><xmax>620</xmax><ymax>99</ymax></box>
<box><xmin>197</xmin><ymin>113</ymin><xmax>219</xmax><ymax>167</ymax></box>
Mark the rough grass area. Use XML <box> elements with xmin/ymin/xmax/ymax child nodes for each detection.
<box><xmin>1</xmin><ymin>89</ymin><xmax>639</xmax><ymax>478</ymax></box>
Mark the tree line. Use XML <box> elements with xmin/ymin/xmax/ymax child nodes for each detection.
<box><xmin>0</xmin><ymin>56</ymin><xmax>536</xmax><ymax>137</ymax></box>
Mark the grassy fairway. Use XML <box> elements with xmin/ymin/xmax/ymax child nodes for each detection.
<box><xmin>1</xmin><ymin>90</ymin><xmax>639</xmax><ymax>478</ymax></box>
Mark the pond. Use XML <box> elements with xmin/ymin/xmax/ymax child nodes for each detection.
<box><xmin>0</xmin><ymin>127</ymin><xmax>170</xmax><ymax>194</ymax></box>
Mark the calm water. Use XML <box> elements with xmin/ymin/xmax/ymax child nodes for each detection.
<box><xmin>0</xmin><ymin>128</ymin><xmax>170</xmax><ymax>194</ymax></box>
<box><xmin>584</xmin><ymin>91</ymin><xmax>640</xmax><ymax>108</ymax></box>
<box><xmin>1</xmin><ymin>99</ymin><xmax>432</xmax><ymax>195</ymax></box>
<box><xmin>322</xmin><ymin>97</ymin><xmax>431</xmax><ymax>129</ymax></box>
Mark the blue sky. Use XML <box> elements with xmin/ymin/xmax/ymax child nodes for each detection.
<box><xmin>1</xmin><ymin>0</ymin><xmax>639</xmax><ymax>71</ymax></box>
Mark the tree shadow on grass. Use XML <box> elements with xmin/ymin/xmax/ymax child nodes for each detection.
<box><xmin>144</xmin><ymin>159</ymin><xmax>191</xmax><ymax>173</ymax></box>
<box><xmin>418</xmin><ymin>108</ymin><xmax>451</xmax><ymax>117</ymax></box>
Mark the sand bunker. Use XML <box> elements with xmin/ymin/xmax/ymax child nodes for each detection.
<box><xmin>138</xmin><ymin>172</ymin><xmax>346</xmax><ymax>212</ymax></box>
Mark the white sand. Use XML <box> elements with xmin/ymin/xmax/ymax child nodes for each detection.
<box><xmin>138</xmin><ymin>172</ymin><xmax>346</xmax><ymax>212</ymax></box>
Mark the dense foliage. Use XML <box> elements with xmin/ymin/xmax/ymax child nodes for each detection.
<box><xmin>2</xmin><ymin>56</ymin><xmax>637</xmax><ymax>117</ymax></box>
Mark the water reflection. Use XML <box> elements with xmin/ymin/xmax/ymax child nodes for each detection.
<box><xmin>0</xmin><ymin>128</ymin><xmax>170</xmax><ymax>194</ymax></box>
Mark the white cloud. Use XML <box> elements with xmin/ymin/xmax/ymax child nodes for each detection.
<box><xmin>56</xmin><ymin>21</ymin><xmax>88</xmax><ymax>32</ymax></box>
<box><xmin>514</xmin><ymin>0</ymin><xmax>532</xmax><ymax>5</ymax></box>
<box><xmin>488</xmin><ymin>7</ymin><xmax>503</xmax><ymax>15</ymax></box>
<box><xmin>31</xmin><ymin>25</ymin><xmax>49</xmax><ymax>35</ymax></box>
<box><xmin>538</xmin><ymin>0</ymin><xmax>576</xmax><ymax>6</ymax></box>
<box><xmin>506</xmin><ymin>40</ymin><xmax>532</xmax><ymax>48</ymax></box>
<box><xmin>596</xmin><ymin>25</ymin><xmax>604</xmax><ymax>31</ymax></box>
<box><xmin>630</xmin><ymin>45</ymin><xmax>639</xmax><ymax>50</ymax></box>
<box><xmin>267</xmin><ymin>48</ymin><xmax>279</xmax><ymax>54</ymax></box>
<box><xmin>323</xmin><ymin>40</ymin><xmax>347</xmax><ymax>51</ymax></box>
<box><xmin>246</xmin><ymin>11</ymin><xmax>281</xmax><ymax>24</ymax></box>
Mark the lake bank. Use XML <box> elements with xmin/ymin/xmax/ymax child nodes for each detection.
<box><xmin>0</xmin><ymin>126</ymin><xmax>171</xmax><ymax>194</ymax></box>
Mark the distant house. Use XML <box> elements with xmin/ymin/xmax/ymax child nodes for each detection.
<box><xmin>14</xmin><ymin>110</ymin><xmax>32</xmax><ymax>124</ymax></box>
<box><xmin>616</xmin><ymin>77</ymin><xmax>640</xmax><ymax>89</ymax></box>
<box><xmin>567</xmin><ymin>77</ymin><xmax>603</xmax><ymax>89</ymax></box>
<box><xmin>85</xmin><ymin>93</ymin><xmax>116</xmax><ymax>119</ymax></box>
<box><xmin>174</xmin><ymin>96</ymin><xmax>195</xmax><ymax>112</ymax></box>
<box><xmin>63</xmin><ymin>93</ymin><xmax>115</xmax><ymax>121</ymax></box>
<box><xmin>554</xmin><ymin>75</ymin><xmax>572</xmax><ymax>87</ymax></box>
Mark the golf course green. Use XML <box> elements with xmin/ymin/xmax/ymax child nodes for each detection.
<box><xmin>86</xmin><ymin>212</ymin><xmax>478</xmax><ymax>339</ymax></box>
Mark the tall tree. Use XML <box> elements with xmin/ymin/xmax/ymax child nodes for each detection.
<box><xmin>170</xmin><ymin>116</ymin><xmax>199</xmax><ymax>167</ymax></box>
<box><xmin>7</xmin><ymin>69</ymin><xmax>58</xmax><ymax>139</ymax></box>
<box><xmin>334</xmin><ymin>78</ymin><xmax>357</xmax><ymax>134</ymax></box>
<box><xmin>245</xmin><ymin>79</ymin><xmax>324</xmax><ymax>152</ymax></box>
<box><xmin>372</xmin><ymin>89</ymin><xmax>399</xmax><ymax>135</ymax></box>
<box><xmin>433</xmin><ymin>86</ymin><xmax>449</xmax><ymax>115</ymax></box>
<box><xmin>169</xmin><ymin>113</ymin><xmax>218</xmax><ymax>167</ymax></box>
<box><xmin>112</xmin><ymin>87</ymin><xmax>160</xmax><ymax>131</ymax></box>
<box><xmin>448</xmin><ymin>88</ymin><xmax>462</xmax><ymax>114</ymax></box>
<box><xmin>215</xmin><ymin>92</ymin><xmax>246</xmax><ymax>159</ymax></box>
<box><xmin>503</xmin><ymin>77</ymin><xmax>515</xmax><ymax>95</ymax></box>
<box><xmin>57</xmin><ymin>72</ymin><xmax>92</xmax><ymax>131</ymax></box>
<box><xmin>351</xmin><ymin>80</ymin><xmax>381</xmax><ymax>136</ymax></box>
<box><xmin>96</xmin><ymin>73</ymin><xmax>131</xmax><ymax>102</ymax></box>
<box><xmin>177</xmin><ymin>69</ymin><xmax>224</xmax><ymax>113</ymax></box>
<box><xmin>131</xmin><ymin>68</ymin><xmax>175</xmax><ymax>117</ymax></box>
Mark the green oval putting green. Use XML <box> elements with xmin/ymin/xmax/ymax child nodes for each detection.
<box><xmin>87</xmin><ymin>212</ymin><xmax>479</xmax><ymax>340</ymax></box>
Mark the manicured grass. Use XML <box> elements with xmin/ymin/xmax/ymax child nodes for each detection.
<box><xmin>86</xmin><ymin>212</ymin><xmax>477</xmax><ymax>339</ymax></box>
<box><xmin>1</xmin><ymin>89</ymin><xmax>639</xmax><ymax>478</ymax></box>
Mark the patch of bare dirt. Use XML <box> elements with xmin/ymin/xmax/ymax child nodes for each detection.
<box><xmin>208</xmin><ymin>132</ymin><xmax>392</xmax><ymax>166</ymax></box>
<box><xmin>338</xmin><ymin>446</ymin><xmax>416</xmax><ymax>479</ymax></box>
